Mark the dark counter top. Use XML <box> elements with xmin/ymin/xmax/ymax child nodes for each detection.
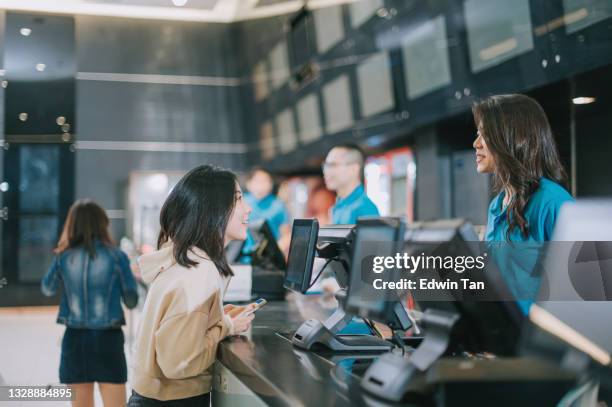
<box><xmin>216</xmin><ymin>296</ymin><xmax>394</xmax><ymax>407</ymax></box>
<box><xmin>216</xmin><ymin>297</ymin><xmax>577</xmax><ymax>407</ymax></box>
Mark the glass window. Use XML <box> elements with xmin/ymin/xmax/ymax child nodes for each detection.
<box><xmin>322</xmin><ymin>74</ymin><xmax>353</xmax><ymax>134</ymax></box>
<box><xmin>18</xmin><ymin>215</ymin><xmax>58</xmax><ymax>283</ymax></box>
<box><xmin>402</xmin><ymin>15</ymin><xmax>452</xmax><ymax>100</ymax></box>
<box><xmin>19</xmin><ymin>145</ymin><xmax>59</xmax><ymax>213</ymax></box>
<box><xmin>297</xmin><ymin>93</ymin><xmax>323</xmax><ymax>143</ymax></box>
<box><xmin>349</xmin><ymin>0</ymin><xmax>383</xmax><ymax>28</ymax></box>
<box><xmin>314</xmin><ymin>6</ymin><xmax>345</xmax><ymax>54</ymax></box>
<box><xmin>276</xmin><ymin>108</ymin><xmax>297</xmax><ymax>153</ymax></box>
<box><xmin>357</xmin><ymin>51</ymin><xmax>394</xmax><ymax>116</ymax></box>
<box><xmin>464</xmin><ymin>0</ymin><xmax>534</xmax><ymax>73</ymax></box>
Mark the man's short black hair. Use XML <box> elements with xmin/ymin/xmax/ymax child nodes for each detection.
<box><xmin>244</xmin><ymin>166</ymin><xmax>279</xmax><ymax>195</ymax></box>
<box><xmin>331</xmin><ymin>143</ymin><xmax>366</xmax><ymax>182</ymax></box>
<box><xmin>246</xmin><ymin>166</ymin><xmax>273</xmax><ymax>182</ymax></box>
<box><xmin>334</xmin><ymin>143</ymin><xmax>365</xmax><ymax>163</ymax></box>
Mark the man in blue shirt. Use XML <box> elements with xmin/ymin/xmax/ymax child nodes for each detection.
<box><xmin>323</xmin><ymin>144</ymin><xmax>380</xmax><ymax>224</ymax></box>
<box><xmin>242</xmin><ymin>167</ymin><xmax>290</xmax><ymax>256</ymax></box>
<box><xmin>322</xmin><ymin>144</ymin><xmax>380</xmax><ymax>335</ymax></box>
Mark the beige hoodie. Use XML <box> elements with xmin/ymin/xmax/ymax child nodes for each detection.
<box><xmin>131</xmin><ymin>241</ymin><xmax>233</xmax><ymax>401</ymax></box>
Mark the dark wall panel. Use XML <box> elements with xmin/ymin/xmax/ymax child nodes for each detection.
<box><xmin>576</xmin><ymin>107</ymin><xmax>612</xmax><ymax>197</ymax></box>
<box><xmin>76</xmin><ymin>81</ymin><xmax>243</xmax><ymax>143</ymax></box>
<box><xmin>5</xmin><ymin>12</ymin><xmax>75</xmax><ymax>136</ymax></box>
<box><xmin>73</xmin><ymin>16</ymin><xmax>250</xmax><ymax>239</ymax></box>
<box><xmin>75</xmin><ymin>149</ymin><xmax>241</xmax><ymax>211</ymax></box>
<box><xmin>76</xmin><ymin>16</ymin><xmax>237</xmax><ymax>77</ymax></box>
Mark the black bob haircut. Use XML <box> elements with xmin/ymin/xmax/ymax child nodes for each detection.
<box><xmin>157</xmin><ymin>165</ymin><xmax>238</xmax><ymax>277</ymax></box>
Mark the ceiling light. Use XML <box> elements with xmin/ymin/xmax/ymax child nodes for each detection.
<box><xmin>572</xmin><ymin>97</ymin><xmax>596</xmax><ymax>105</ymax></box>
<box><xmin>20</xmin><ymin>27</ymin><xmax>32</xmax><ymax>36</ymax></box>
<box><xmin>172</xmin><ymin>0</ymin><xmax>188</xmax><ymax>6</ymax></box>
<box><xmin>35</xmin><ymin>63</ymin><xmax>46</xmax><ymax>72</ymax></box>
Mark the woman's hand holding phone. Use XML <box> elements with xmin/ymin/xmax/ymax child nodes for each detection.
<box><xmin>224</xmin><ymin>303</ymin><xmax>248</xmax><ymax>318</ymax></box>
<box><xmin>224</xmin><ymin>299</ymin><xmax>266</xmax><ymax>318</ymax></box>
<box><xmin>230</xmin><ymin>310</ymin><xmax>254</xmax><ymax>335</ymax></box>
<box><xmin>224</xmin><ymin>298</ymin><xmax>267</xmax><ymax>334</ymax></box>
<box><xmin>224</xmin><ymin>303</ymin><xmax>256</xmax><ymax>334</ymax></box>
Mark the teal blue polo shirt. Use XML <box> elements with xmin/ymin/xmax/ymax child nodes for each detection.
<box><xmin>486</xmin><ymin>177</ymin><xmax>574</xmax><ymax>313</ymax></box>
<box><xmin>486</xmin><ymin>178</ymin><xmax>574</xmax><ymax>242</ymax></box>
<box><xmin>242</xmin><ymin>192</ymin><xmax>289</xmax><ymax>254</ymax></box>
<box><xmin>331</xmin><ymin>185</ymin><xmax>380</xmax><ymax>225</ymax></box>
<box><xmin>329</xmin><ymin>185</ymin><xmax>379</xmax><ymax>335</ymax></box>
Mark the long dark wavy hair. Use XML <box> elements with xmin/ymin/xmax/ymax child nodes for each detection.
<box><xmin>56</xmin><ymin>199</ymin><xmax>114</xmax><ymax>257</ymax></box>
<box><xmin>472</xmin><ymin>94</ymin><xmax>568</xmax><ymax>240</ymax></box>
<box><xmin>157</xmin><ymin>165</ymin><xmax>237</xmax><ymax>277</ymax></box>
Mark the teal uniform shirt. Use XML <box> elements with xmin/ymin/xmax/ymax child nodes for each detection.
<box><xmin>331</xmin><ymin>185</ymin><xmax>380</xmax><ymax>225</ymax></box>
<box><xmin>330</xmin><ymin>184</ymin><xmax>379</xmax><ymax>335</ymax></box>
<box><xmin>486</xmin><ymin>177</ymin><xmax>574</xmax><ymax>313</ymax></box>
<box><xmin>242</xmin><ymin>192</ymin><xmax>289</xmax><ymax>255</ymax></box>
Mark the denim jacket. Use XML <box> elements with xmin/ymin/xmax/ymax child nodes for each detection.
<box><xmin>41</xmin><ymin>241</ymin><xmax>139</xmax><ymax>328</ymax></box>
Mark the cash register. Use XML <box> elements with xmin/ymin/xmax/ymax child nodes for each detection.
<box><xmin>284</xmin><ymin>218</ymin><xmax>412</xmax><ymax>352</ymax></box>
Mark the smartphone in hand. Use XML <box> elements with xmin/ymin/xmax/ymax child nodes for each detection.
<box><xmin>242</xmin><ymin>298</ymin><xmax>267</xmax><ymax>316</ymax></box>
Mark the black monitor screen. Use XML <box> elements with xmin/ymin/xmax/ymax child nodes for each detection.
<box><xmin>284</xmin><ymin>219</ymin><xmax>319</xmax><ymax>293</ymax></box>
<box><xmin>288</xmin><ymin>8</ymin><xmax>314</xmax><ymax>71</ymax></box>
<box><xmin>248</xmin><ymin>220</ymin><xmax>287</xmax><ymax>271</ymax></box>
<box><xmin>346</xmin><ymin>218</ymin><xmax>405</xmax><ymax>320</ymax></box>
<box><xmin>405</xmin><ymin>220</ymin><xmax>523</xmax><ymax>355</ymax></box>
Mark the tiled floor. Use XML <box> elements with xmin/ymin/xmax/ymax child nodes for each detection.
<box><xmin>0</xmin><ymin>307</ymin><xmax>137</xmax><ymax>407</ymax></box>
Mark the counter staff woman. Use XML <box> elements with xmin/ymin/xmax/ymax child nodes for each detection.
<box><xmin>473</xmin><ymin>94</ymin><xmax>574</xmax><ymax>308</ymax></box>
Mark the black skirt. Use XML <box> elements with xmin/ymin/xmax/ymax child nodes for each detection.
<box><xmin>128</xmin><ymin>390</ymin><xmax>210</xmax><ymax>407</ymax></box>
<box><xmin>60</xmin><ymin>327</ymin><xmax>127</xmax><ymax>384</ymax></box>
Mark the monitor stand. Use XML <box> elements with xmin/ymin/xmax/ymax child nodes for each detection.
<box><xmin>291</xmin><ymin>289</ymin><xmax>393</xmax><ymax>352</ymax></box>
<box><xmin>360</xmin><ymin>308</ymin><xmax>460</xmax><ymax>402</ymax></box>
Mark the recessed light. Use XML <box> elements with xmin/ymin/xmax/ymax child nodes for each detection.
<box><xmin>20</xmin><ymin>27</ymin><xmax>32</xmax><ymax>36</ymax></box>
<box><xmin>172</xmin><ymin>0</ymin><xmax>188</xmax><ymax>6</ymax></box>
<box><xmin>19</xmin><ymin>113</ymin><xmax>28</xmax><ymax>122</ymax></box>
<box><xmin>376</xmin><ymin>8</ymin><xmax>389</xmax><ymax>18</ymax></box>
<box><xmin>572</xmin><ymin>97</ymin><xmax>596</xmax><ymax>105</ymax></box>
<box><xmin>35</xmin><ymin>63</ymin><xmax>46</xmax><ymax>72</ymax></box>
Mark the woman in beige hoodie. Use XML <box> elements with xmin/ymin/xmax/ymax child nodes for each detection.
<box><xmin>128</xmin><ymin>165</ymin><xmax>254</xmax><ymax>406</ymax></box>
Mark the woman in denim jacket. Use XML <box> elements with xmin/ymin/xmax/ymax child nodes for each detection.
<box><xmin>41</xmin><ymin>199</ymin><xmax>139</xmax><ymax>407</ymax></box>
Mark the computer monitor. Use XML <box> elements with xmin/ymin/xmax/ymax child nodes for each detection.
<box><xmin>284</xmin><ymin>219</ymin><xmax>319</xmax><ymax>293</ymax></box>
<box><xmin>247</xmin><ymin>220</ymin><xmax>287</xmax><ymax>271</ymax></box>
<box><xmin>287</xmin><ymin>220</ymin><xmax>392</xmax><ymax>351</ymax></box>
<box><xmin>315</xmin><ymin>224</ymin><xmax>356</xmax><ymax>288</ymax></box>
<box><xmin>404</xmin><ymin>219</ymin><xmax>523</xmax><ymax>356</ymax></box>
<box><xmin>345</xmin><ymin>217</ymin><xmax>411</xmax><ymax>330</ymax></box>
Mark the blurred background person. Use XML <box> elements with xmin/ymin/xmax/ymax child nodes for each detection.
<box><xmin>41</xmin><ymin>199</ymin><xmax>139</xmax><ymax>407</ymax></box>
<box><xmin>304</xmin><ymin>178</ymin><xmax>336</xmax><ymax>226</ymax></box>
<box><xmin>323</xmin><ymin>143</ymin><xmax>379</xmax><ymax>225</ymax></box>
<box><xmin>243</xmin><ymin>167</ymin><xmax>291</xmax><ymax>256</ymax></box>
<box><xmin>320</xmin><ymin>144</ymin><xmax>380</xmax><ymax>334</ymax></box>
